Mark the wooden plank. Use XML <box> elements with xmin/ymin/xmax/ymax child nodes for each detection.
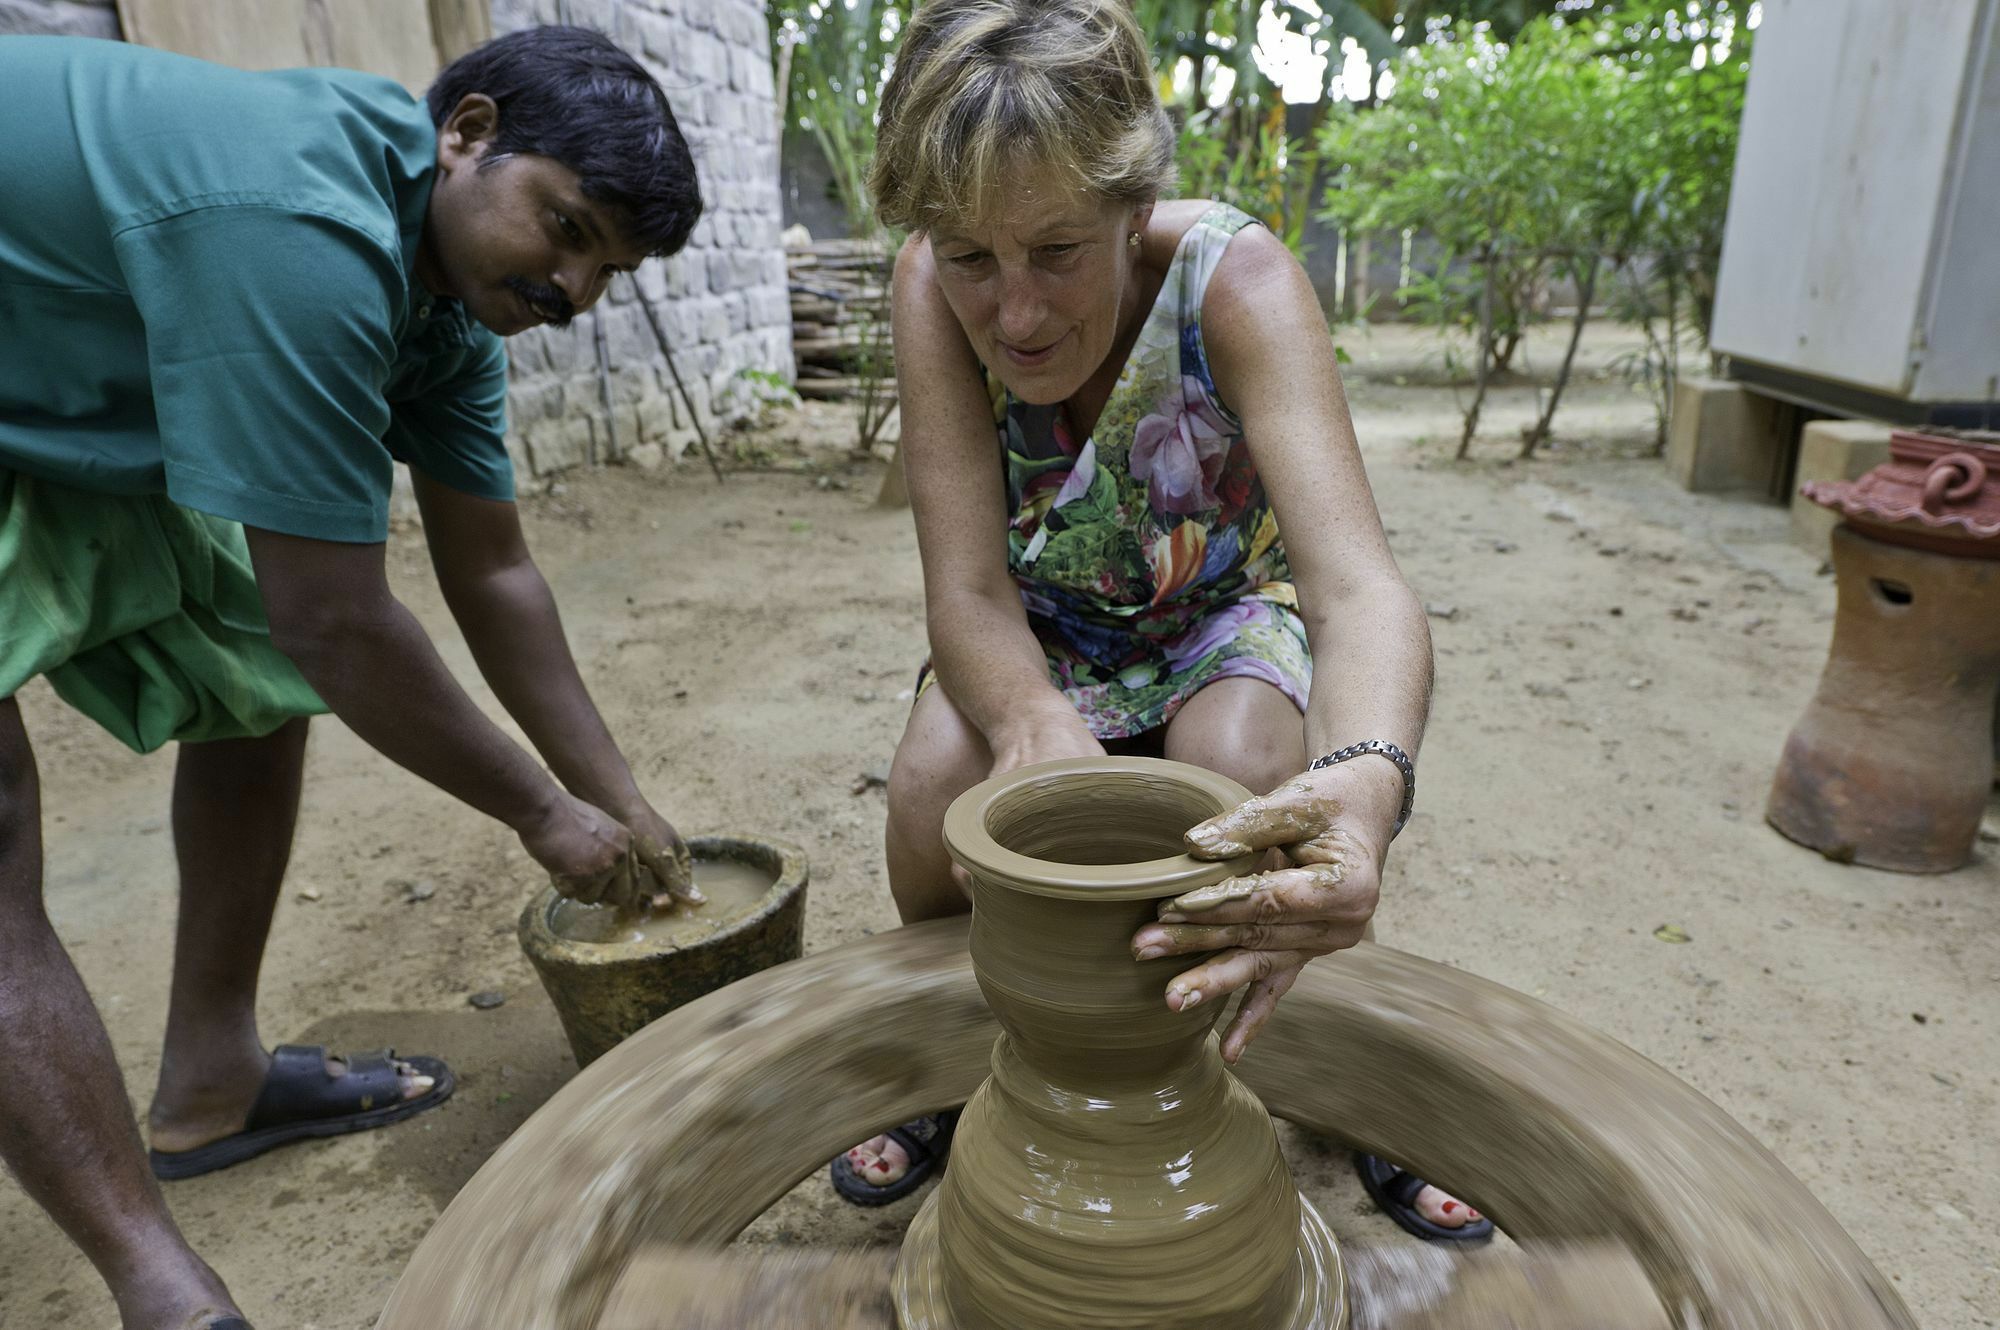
<box><xmin>320</xmin><ymin>0</ymin><xmax>445</xmax><ymax>92</ymax></box>
<box><xmin>116</xmin><ymin>0</ymin><xmax>313</xmax><ymax>71</ymax></box>
<box><xmin>427</xmin><ymin>0</ymin><xmax>491</xmax><ymax>66</ymax></box>
<box><xmin>117</xmin><ymin>0</ymin><xmax>441</xmax><ymax>92</ymax></box>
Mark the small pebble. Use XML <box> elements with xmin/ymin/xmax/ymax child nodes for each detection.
<box><xmin>296</xmin><ymin>887</ymin><xmax>322</xmax><ymax>902</ymax></box>
<box><xmin>403</xmin><ymin>880</ymin><xmax>436</xmax><ymax>904</ymax></box>
<box><xmin>1424</xmin><ymin>602</ymin><xmax>1459</xmax><ymax>621</ymax></box>
<box><xmin>468</xmin><ymin>990</ymin><xmax>506</xmax><ymax>1010</ymax></box>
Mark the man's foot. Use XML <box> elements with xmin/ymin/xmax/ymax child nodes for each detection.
<box><xmin>148</xmin><ymin>1045</ymin><xmax>452</xmax><ymax>1179</ymax></box>
<box><xmin>102</xmin><ymin>1242</ymin><xmax>246</xmax><ymax>1330</ymax></box>
<box><xmin>828</xmin><ymin>1111</ymin><xmax>958</xmax><ymax>1206</ymax></box>
<box><xmin>149</xmin><ymin>1047</ymin><xmax>432</xmax><ymax>1155</ymax></box>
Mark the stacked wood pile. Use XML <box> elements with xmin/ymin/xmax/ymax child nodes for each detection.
<box><xmin>787</xmin><ymin>236</ymin><xmax>895</xmax><ymax>401</ymax></box>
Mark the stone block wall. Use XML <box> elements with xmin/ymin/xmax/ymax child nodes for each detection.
<box><xmin>492</xmin><ymin>0</ymin><xmax>793</xmax><ymax>476</ymax></box>
<box><xmin>0</xmin><ymin>0</ymin><xmax>119</xmax><ymax>38</ymax></box>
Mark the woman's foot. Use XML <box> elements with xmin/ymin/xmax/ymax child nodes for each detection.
<box><xmin>829</xmin><ymin>1111</ymin><xmax>959</xmax><ymax>1206</ymax></box>
<box><xmin>1354</xmin><ymin>1152</ymin><xmax>1494</xmax><ymax>1243</ymax></box>
<box><xmin>1411</xmin><ymin>1182</ymin><xmax>1483</xmax><ymax>1229</ymax></box>
<box><xmin>843</xmin><ymin>1133</ymin><xmax>911</xmax><ymax>1187</ymax></box>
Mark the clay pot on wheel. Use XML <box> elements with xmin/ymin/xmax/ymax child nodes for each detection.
<box><xmin>518</xmin><ymin>834</ymin><xmax>808</xmax><ymax>1066</ymax></box>
<box><xmin>895</xmin><ymin>757</ymin><xmax>1347</xmax><ymax>1330</ymax></box>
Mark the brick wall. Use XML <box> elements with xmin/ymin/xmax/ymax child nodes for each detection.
<box><xmin>492</xmin><ymin>0</ymin><xmax>792</xmax><ymax>475</ymax></box>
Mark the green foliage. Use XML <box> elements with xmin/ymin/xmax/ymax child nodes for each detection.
<box><xmin>1315</xmin><ymin>4</ymin><xmax>1754</xmax><ymax>453</ymax></box>
<box><xmin>1175</xmin><ymin>104</ymin><xmax>1320</xmax><ymax>253</ymax></box>
<box><xmin>768</xmin><ymin>0</ymin><xmax>903</xmax><ymax>235</ymax></box>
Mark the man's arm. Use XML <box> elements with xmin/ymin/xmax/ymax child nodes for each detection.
<box><xmin>242</xmin><ymin>525</ymin><xmax>642</xmax><ymax>904</ymax></box>
<box><xmin>405</xmin><ymin>472</ymin><xmax>693</xmax><ymax>896</ymax></box>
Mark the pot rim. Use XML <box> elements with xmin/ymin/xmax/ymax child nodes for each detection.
<box><xmin>943</xmin><ymin>756</ymin><xmax>1258</xmax><ymax>900</ymax></box>
<box><xmin>518</xmin><ymin>832</ymin><xmax>808</xmax><ymax>962</ymax></box>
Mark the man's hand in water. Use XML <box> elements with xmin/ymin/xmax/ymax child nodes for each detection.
<box><xmin>1128</xmin><ymin>759</ymin><xmax>1400</xmax><ymax>1063</ymax></box>
<box><xmin>616</xmin><ymin>799</ymin><xmax>700</xmax><ymax>909</ymax></box>
<box><xmin>517</xmin><ymin>789</ymin><xmax>637</xmax><ymax>905</ymax></box>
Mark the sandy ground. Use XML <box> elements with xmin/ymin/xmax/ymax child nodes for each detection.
<box><xmin>2</xmin><ymin>324</ymin><xmax>1994</xmax><ymax>1330</ymax></box>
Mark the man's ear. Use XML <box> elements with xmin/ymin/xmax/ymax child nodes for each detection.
<box><xmin>438</xmin><ymin>93</ymin><xmax>501</xmax><ymax>170</ymax></box>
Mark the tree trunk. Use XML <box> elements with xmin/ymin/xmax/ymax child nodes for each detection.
<box><xmin>1521</xmin><ymin>256</ymin><xmax>1599</xmax><ymax>459</ymax></box>
<box><xmin>1456</xmin><ymin>250</ymin><xmax>1497</xmax><ymax>460</ymax></box>
<box><xmin>1355</xmin><ymin>233</ymin><xmax>1373</xmax><ymax>321</ymax></box>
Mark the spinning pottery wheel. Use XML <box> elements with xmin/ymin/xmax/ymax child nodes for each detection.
<box><xmin>381</xmin><ymin>760</ymin><xmax>1916</xmax><ymax>1330</ymax></box>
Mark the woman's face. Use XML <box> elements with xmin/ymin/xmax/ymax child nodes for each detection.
<box><xmin>928</xmin><ymin>175</ymin><xmax>1151</xmax><ymax>406</ymax></box>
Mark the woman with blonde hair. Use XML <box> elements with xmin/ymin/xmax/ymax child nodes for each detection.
<box><xmin>828</xmin><ymin>0</ymin><xmax>1485</xmax><ymax>1243</ymax></box>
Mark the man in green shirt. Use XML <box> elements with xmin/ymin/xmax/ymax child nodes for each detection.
<box><xmin>0</xmin><ymin>26</ymin><xmax>703</xmax><ymax>1328</ymax></box>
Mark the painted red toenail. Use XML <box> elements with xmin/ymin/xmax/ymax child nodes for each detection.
<box><xmin>1441</xmin><ymin>1201</ymin><xmax>1458</xmax><ymax>1214</ymax></box>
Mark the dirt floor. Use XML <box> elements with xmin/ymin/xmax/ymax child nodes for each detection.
<box><xmin>2</xmin><ymin>324</ymin><xmax>1994</xmax><ymax>1329</ymax></box>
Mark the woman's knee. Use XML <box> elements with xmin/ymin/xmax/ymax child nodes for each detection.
<box><xmin>1164</xmin><ymin>680</ymin><xmax>1305</xmax><ymax>794</ymax></box>
<box><xmin>886</xmin><ymin>689</ymin><xmax>990</xmax><ymax>822</ymax></box>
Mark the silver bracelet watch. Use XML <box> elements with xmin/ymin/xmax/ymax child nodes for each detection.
<box><xmin>1307</xmin><ymin>740</ymin><xmax>1415</xmax><ymax>836</ymax></box>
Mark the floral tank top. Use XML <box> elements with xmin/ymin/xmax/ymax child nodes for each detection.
<box><xmin>968</xmin><ymin>202</ymin><xmax>1314</xmax><ymax>739</ymax></box>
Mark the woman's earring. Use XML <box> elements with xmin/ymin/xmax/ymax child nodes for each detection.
<box><xmin>1127</xmin><ymin>231</ymin><xmax>1141</xmax><ymax>248</ymax></box>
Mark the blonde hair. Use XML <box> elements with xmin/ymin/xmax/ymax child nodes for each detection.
<box><xmin>869</xmin><ymin>0</ymin><xmax>1177</xmax><ymax>235</ymax></box>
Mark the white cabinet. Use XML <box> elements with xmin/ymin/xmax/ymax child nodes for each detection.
<box><xmin>1711</xmin><ymin>0</ymin><xmax>2000</xmax><ymax>414</ymax></box>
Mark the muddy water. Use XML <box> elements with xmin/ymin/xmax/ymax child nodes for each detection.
<box><xmin>548</xmin><ymin>859</ymin><xmax>775</xmax><ymax>947</ymax></box>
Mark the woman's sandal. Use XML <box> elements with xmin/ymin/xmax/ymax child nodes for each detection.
<box><xmin>828</xmin><ymin>1109</ymin><xmax>961</xmax><ymax>1207</ymax></box>
<box><xmin>149</xmin><ymin>1044</ymin><xmax>454</xmax><ymax>1181</ymax></box>
<box><xmin>1354</xmin><ymin>1151</ymin><xmax>1495</xmax><ymax>1244</ymax></box>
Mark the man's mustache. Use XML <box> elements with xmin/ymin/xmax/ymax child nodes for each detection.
<box><xmin>503</xmin><ymin>276</ymin><xmax>575</xmax><ymax>329</ymax></box>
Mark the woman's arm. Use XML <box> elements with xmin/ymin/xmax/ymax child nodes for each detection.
<box><xmin>1131</xmin><ymin>224</ymin><xmax>1435</xmax><ymax>1060</ymax></box>
<box><xmin>1207</xmin><ymin>225</ymin><xmax>1433</xmax><ymax>799</ymax></box>
<box><xmin>893</xmin><ymin>239</ymin><xmax>1103</xmax><ymax>771</ymax></box>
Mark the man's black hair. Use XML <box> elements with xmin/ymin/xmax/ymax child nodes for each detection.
<box><xmin>428</xmin><ymin>25</ymin><xmax>703</xmax><ymax>257</ymax></box>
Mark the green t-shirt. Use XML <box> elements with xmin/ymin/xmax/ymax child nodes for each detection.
<box><xmin>0</xmin><ymin>36</ymin><xmax>513</xmax><ymax>543</ymax></box>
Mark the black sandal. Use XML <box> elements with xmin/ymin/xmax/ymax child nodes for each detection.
<box><xmin>828</xmin><ymin>1110</ymin><xmax>960</xmax><ymax>1206</ymax></box>
<box><xmin>1354</xmin><ymin>1151</ymin><xmax>1495</xmax><ymax>1244</ymax></box>
<box><xmin>149</xmin><ymin>1044</ymin><xmax>454</xmax><ymax>1181</ymax></box>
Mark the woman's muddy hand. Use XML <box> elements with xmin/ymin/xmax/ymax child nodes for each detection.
<box><xmin>1129</xmin><ymin>763</ymin><xmax>1396</xmax><ymax>1063</ymax></box>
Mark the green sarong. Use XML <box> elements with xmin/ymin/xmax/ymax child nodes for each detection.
<box><xmin>0</xmin><ymin>472</ymin><xmax>327</xmax><ymax>753</ymax></box>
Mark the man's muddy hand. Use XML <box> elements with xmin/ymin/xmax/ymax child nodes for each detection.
<box><xmin>517</xmin><ymin>789</ymin><xmax>642</xmax><ymax>907</ymax></box>
<box><xmin>618</xmin><ymin>800</ymin><xmax>701</xmax><ymax>909</ymax></box>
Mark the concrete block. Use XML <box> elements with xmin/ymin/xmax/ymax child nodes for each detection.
<box><xmin>1790</xmin><ymin>419</ymin><xmax>1894</xmax><ymax>558</ymax></box>
<box><xmin>1665</xmin><ymin>376</ymin><xmax>1785</xmax><ymax>494</ymax></box>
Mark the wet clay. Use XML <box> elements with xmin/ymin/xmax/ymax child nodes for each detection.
<box><xmin>518</xmin><ymin>834</ymin><xmax>807</xmax><ymax>1067</ymax></box>
<box><xmin>384</xmin><ymin>927</ymin><xmax>1913</xmax><ymax>1330</ymax></box>
<box><xmin>1768</xmin><ymin>525</ymin><xmax>2000</xmax><ymax>871</ymax></box>
<box><xmin>896</xmin><ymin>757</ymin><xmax>1342</xmax><ymax>1329</ymax></box>
<box><xmin>551</xmin><ymin>860</ymin><xmax>778</xmax><ymax>947</ymax></box>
